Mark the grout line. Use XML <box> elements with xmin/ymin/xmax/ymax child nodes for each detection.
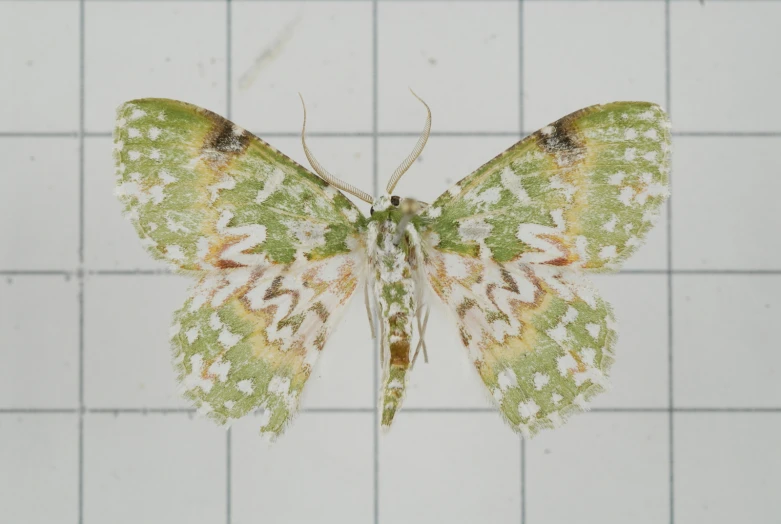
<box><xmin>21</xmin><ymin>129</ymin><xmax>781</xmax><ymax>140</ymax></box>
<box><xmin>0</xmin><ymin>270</ymin><xmax>73</xmax><ymax>276</ymax></box>
<box><xmin>6</xmin><ymin>406</ymin><xmax>778</xmax><ymax>415</ymax></box>
<box><xmin>0</xmin><ymin>132</ymin><xmax>79</xmax><ymax>138</ymax></box>
<box><xmin>521</xmin><ymin>438</ymin><xmax>526</xmax><ymax>524</ymax></box>
<box><xmin>78</xmin><ymin>2</ymin><xmax>86</xmax><ymax>523</ymax></box>
<box><xmin>226</xmin><ymin>3</ymin><xmax>233</xmax><ymax>523</ymax></box>
<box><xmin>665</xmin><ymin>2</ymin><xmax>674</xmax><ymax>523</ymax></box>
<box><xmin>0</xmin><ymin>408</ymin><xmax>79</xmax><ymax>414</ymax></box>
<box><xmin>372</xmin><ymin>1</ymin><xmax>380</xmax><ymax>523</ymax></box>
<box><xmin>0</xmin><ymin>0</ymin><xmax>775</xmax><ymax>3</ymax></box>
<box><xmin>518</xmin><ymin>0</ymin><xmax>524</xmax><ymax>136</ymax></box>
<box><xmin>5</xmin><ymin>268</ymin><xmax>781</xmax><ymax>278</ymax></box>
<box><xmin>518</xmin><ymin>1</ymin><xmax>526</xmax><ymax>522</ymax></box>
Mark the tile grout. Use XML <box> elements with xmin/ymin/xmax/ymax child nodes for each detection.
<box><xmin>372</xmin><ymin>1</ymin><xmax>380</xmax><ymax>523</ymax></box>
<box><xmin>78</xmin><ymin>2</ymin><xmax>86</xmax><ymax>523</ymax></box>
<box><xmin>518</xmin><ymin>1</ymin><xmax>526</xmax><ymax>522</ymax></box>
<box><xmin>1</xmin><ymin>0</ymin><xmax>776</xmax><ymax>3</ymax></box>
<box><xmin>6</xmin><ymin>269</ymin><xmax>781</xmax><ymax>277</ymax></box>
<box><xmin>225</xmin><ymin>2</ymin><xmax>233</xmax><ymax>522</ymax></box>
<box><xmin>4</xmin><ymin>407</ymin><xmax>780</xmax><ymax>415</ymax></box>
<box><xmin>9</xmin><ymin>130</ymin><xmax>781</xmax><ymax>139</ymax></box>
<box><xmin>665</xmin><ymin>2</ymin><xmax>675</xmax><ymax>523</ymax></box>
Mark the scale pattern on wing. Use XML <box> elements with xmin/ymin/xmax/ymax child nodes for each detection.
<box><xmin>170</xmin><ymin>254</ymin><xmax>362</xmax><ymax>438</ymax></box>
<box><xmin>425</xmin><ymin>250</ymin><xmax>615</xmax><ymax>437</ymax></box>
<box><xmin>423</xmin><ymin>102</ymin><xmax>670</xmax><ymax>271</ymax></box>
<box><xmin>113</xmin><ymin>98</ymin><xmax>364</xmax><ymax>271</ymax></box>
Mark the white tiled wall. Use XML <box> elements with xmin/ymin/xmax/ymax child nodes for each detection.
<box><xmin>2</xmin><ymin>1</ymin><xmax>780</xmax><ymax>524</ymax></box>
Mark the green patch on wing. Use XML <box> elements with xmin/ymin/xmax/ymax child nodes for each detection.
<box><xmin>113</xmin><ymin>98</ymin><xmax>365</xmax><ymax>272</ymax></box>
<box><xmin>423</xmin><ymin>102</ymin><xmax>670</xmax><ymax>271</ymax></box>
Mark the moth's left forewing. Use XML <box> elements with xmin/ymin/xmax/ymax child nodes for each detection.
<box><xmin>422</xmin><ymin>102</ymin><xmax>671</xmax><ymax>272</ymax></box>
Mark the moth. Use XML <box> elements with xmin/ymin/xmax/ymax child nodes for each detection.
<box><xmin>113</xmin><ymin>94</ymin><xmax>670</xmax><ymax>439</ymax></box>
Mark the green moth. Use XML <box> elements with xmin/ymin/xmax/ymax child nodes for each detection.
<box><xmin>113</xmin><ymin>95</ymin><xmax>670</xmax><ymax>439</ymax></box>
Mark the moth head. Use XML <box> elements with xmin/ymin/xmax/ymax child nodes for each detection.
<box><xmin>369</xmin><ymin>194</ymin><xmax>426</xmax><ymax>217</ymax></box>
<box><xmin>299</xmin><ymin>90</ymin><xmax>431</xmax><ymax>209</ymax></box>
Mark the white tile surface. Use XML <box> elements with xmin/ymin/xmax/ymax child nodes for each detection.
<box><xmin>0</xmin><ymin>276</ymin><xmax>79</xmax><ymax>409</ymax></box>
<box><xmin>524</xmin><ymin>1</ymin><xmax>666</xmax><ymax>133</ymax></box>
<box><xmin>84</xmin><ymin>275</ymin><xmax>191</xmax><ymax>409</ymax></box>
<box><xmin>232</xmin><ymin>412</ymin><xmax>373</xmax><ymax>524</ymax></box>
<box><xmin>379</xmin><ymin>413</ymin><xmax>521</xmax><ymax>524</ymax></box>
<box><xmin>0</xmin><ymin>2</ymin><xmax>79</xmax><ymax>132</ymax></box>
<box><xmin>0</xmin><ymin>138</ymin><xmax>79</xmax><ymax>271</ymax></box>
<box><xmin>232</xmin><ymin>1</ymin><xmax>373</xmax><ymax>133</ymax></box>
<box><xmin>84</xmin><ymin>137</ymin><xmax>169</xmax><ymax>271</ymax></box>
<box><xmin>379</xmin><ymin>135</ymin><xmax>520</xmax><ymax>204</ymax></box>
<box><xmin>83</xmin><ymin>413</ymin><xmax>226</xmax><ymax>524</ymax></box>
<box><xmin>671</xmin><ymin>2</ymin><xmax>781</xmax><ymax>132</ymax></box>
<box><xmin>675</xmin><ymin>414</ymin><xmax>781</xmax><ymax>524</ymax></box>
<box><xmin>674</xmin><ymin>275</ymin><xmax>781</xmax><ymax>408</ymax></box>
<box><xmin>672</xmin><ymin>137</ymin><xmax>781</xmax><ymax>270</ymax></box>
<box><xmin>301</xmin><ymin>297</ymin><xmax>375</xmax><ymax>409</ymax></box>
<box><xmin>526</xmin><ymin>413</ymin><xmax>669</xmax><ymax>524</ymax></box>
<box><xmin>378</xmin><ymin>1</ymin><xmax>520</xmax><ymax>133</ymax></box>
<box><xmin>590</xmin><ymin>274</ymin><xmax>668</xmax><ymax>409</ymax></box>
<box><xmin>0</xmin><ymin>414</ymin><xmax>79</xmax><ymax>524</ymax></box>
<box><xmin>4</xmin><ymin>1</ymin><xmax>781</xmax><ymax>522</ymax></box>
<box><xmin>84</xmin><ymin>2</ymin><xmax>227</xmax><ymax>133</ymax></box>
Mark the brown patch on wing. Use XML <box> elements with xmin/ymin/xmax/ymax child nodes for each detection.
<box><xmin>200</xmin><ymin>115</ymin><xmax>251</xmax><ymax>169</ymax></box>
<box><xmin>534</xmin><ymin>112</ymin><xmax>587</xmax><ymax>168</ymax></box>
<box><xmin>456</xmin><ymin>297</ymin><xmax>479</xmax><ymax>319</ymax></box>
<box><xmin>263</xmin><ymin>275</ymin><xmax>301</xmax><ymax>316</ymax></box>
<box><xmin>309</xmin><ymin>301</ymin><xmax>329</xmax><ymax>322</ymax></box>
<box><xmin>204</xmin><ymin>118</ymin><xmax>250</xmax><ymax>153</ymax></box>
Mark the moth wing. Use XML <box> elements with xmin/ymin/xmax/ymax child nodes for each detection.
<box><xmin>425</xmin><ymin>251</ymin><xmax>615</xmax><ymax>437</ymax></box>
<box><xmin>172</xmin><ymin>253</ymin><xmax>363</xmax><ymax>438</ymax></box>
<box><xmin>422</xmin><ymin>102</ymin><xmax>670</xmax><ymax>271</ymax></box>
<box><xmin>114</xmin><ymin>98</ymin><xmax>364</xmax><ymax>272</ymax></box>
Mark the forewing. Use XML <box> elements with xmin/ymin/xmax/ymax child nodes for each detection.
<box><xmin>426</xmin><ymin>251</ymin><xmax>615</xmax><ymax>437</ymax></box>
<box><xmin>422</xmin><ymin>102</ymin><xmax>670</xmax><ymax>271</ymax></box>
<box><xmin>113</xmin><ymin>98</ymin><xmax>364</xmax><ymax>272</ymax></box>
<box><xmin>171</xmin><ymin>253</ymin><xmax>363</xmax><ymax>438</ymax></box>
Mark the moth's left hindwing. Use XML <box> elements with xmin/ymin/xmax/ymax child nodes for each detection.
<box><xmin>426</xmin><ymin>252</ymin><xmax>615</xmax><ymax>437</ymax></box>
<box><xmin>113</xmin><ymin>99</ymin><xmax>366</xmax><ymax>437</ymax></box>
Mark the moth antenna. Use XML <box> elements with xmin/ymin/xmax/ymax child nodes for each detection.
<box><xmin>364</xmin><ymin>280</ymin><xmax>376</xmax><ymax>340</ymax></box>
<box><xmin>411</xmin><ymin>305</ymin><xmax>430</xmax><ymax>368</ymax></box>
<box><xmin>299</xmin><ymin>94</ymin><xmax>374</xmax><ymax>203</ymax></box>
<box><xmin>385</xmin><ymin>89</ymin><xmax>432</xmax><ymax>194</ymax></box>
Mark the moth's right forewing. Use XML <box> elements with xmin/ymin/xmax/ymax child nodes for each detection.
<box><xmin>113</xmin><ymin>98</ymin><xmax>365</xmax><ymax>273</ymax></box>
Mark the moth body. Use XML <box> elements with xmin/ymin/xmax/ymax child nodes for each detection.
<box><xmin>367</xmin><ymin>195</ymin><xmax>427</xmax><ymax>426</ymax></box>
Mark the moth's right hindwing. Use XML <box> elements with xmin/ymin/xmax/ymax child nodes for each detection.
<box><xmin>171</xmin><ymin>255</ymin><xmax>362</xmax><ymax>439</ymax></box>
